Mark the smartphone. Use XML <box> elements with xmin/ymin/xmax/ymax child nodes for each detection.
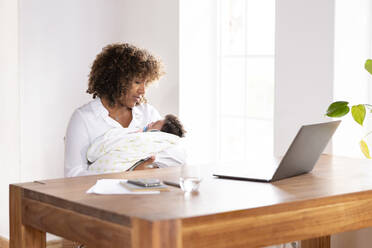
<box><xmin>127</xmin><ymin>178</ymin><xmax>161</xmax><ymax>187</ymax></box>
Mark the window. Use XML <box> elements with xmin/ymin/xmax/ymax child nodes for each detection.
<box><xmin>218</xmin><ymin>0</ymin><xmax>275</xmax><ymax>162</ymax></box>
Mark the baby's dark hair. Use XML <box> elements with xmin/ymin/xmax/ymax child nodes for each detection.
<box><xmin>160</xmin><ymin>114</ymin><xmax>186</xmax><ymax>138</ymax></box>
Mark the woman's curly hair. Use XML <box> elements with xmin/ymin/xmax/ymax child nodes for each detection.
<box><xmin>87</xmin><ymin>43</ymin><xmax>164</xmax><ymax>107</ymax></box>
<box><xmin>160</xmin><ymin>114</ymin><xmax>186</xmax><ymax>138</ymax></box>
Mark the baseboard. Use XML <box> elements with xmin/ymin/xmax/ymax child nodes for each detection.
<box><xmin>0</xmin><ymin>235</ymin><xmax>65</xmax><ymax>248</ymax></box>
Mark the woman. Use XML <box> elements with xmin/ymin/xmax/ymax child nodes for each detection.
<box><xmin>64</xmin><ymin>43</ymin><xmax>164</xmax><ymax>177</ymax></box>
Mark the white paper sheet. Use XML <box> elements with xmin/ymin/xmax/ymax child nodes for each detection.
<box><xmin>86</xmin><ymin>179</ymin><xmax>160</xmax><ymax>195</ymax></box>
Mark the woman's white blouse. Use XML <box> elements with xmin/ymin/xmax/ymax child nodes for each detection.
<box><xmin>64</xmin><ymin>98</ymin><xmax>161</xmax><ymax>177</ymax></box>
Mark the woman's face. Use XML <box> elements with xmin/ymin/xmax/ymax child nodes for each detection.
<box><xmin>121</xmin><ymin>79</ymin><xmax>146</xmax><ymax>108</ymax></box>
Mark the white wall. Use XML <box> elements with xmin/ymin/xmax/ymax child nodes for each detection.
<box><xmin>1</xmin><ymin>0</ymin><xmax>179</xmax><ymax>239</ymax></box>
<box><xmin>0</xmin><ymin>0</ymin><xmax>19</xmax><ymax>239</ymax></box>
<box><xmin>19</xmin><ymin>0</ymin><xmax>120</xmax><ymax>182</ymax></box>
<box><xmin>18</xmin><ymin>0</ymin><xmax>179</xmax><ymax>183</ymax></box>
<box><xmin>274</xmin><ymin>0</ymin><xmax>334</xmax><ymax>156</ymax></box>
<box><xmin>333</xmin><ymin>0</ymin><xmax>371</xmax><ymax>158</ymax></box>
<box><xmin>119</xmin><ymin>0</ymin><xmax>179</xmax><ymax>117</ymax></box>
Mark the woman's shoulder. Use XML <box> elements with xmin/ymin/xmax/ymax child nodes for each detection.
<box><xmin>67</xmin><ymin>99</ymin><xmax>107</xmax><ymax>129</ymax></box>
<box><xmin>74</xmin><ymin>98</ymin><xmax>106</xmax><ymax>117</ymax></box>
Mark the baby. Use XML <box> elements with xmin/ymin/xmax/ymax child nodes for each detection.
<box><xmin>142</xmin><ymin>114</ymin><xmax>186</xmax><ymax>138</ymax></box>
<box><xmin>86</xmin><ymin>114</ymin><xmax>186</xmax><ymax>173</ymax></box>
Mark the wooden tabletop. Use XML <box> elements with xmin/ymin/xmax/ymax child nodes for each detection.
<box><xmin>11</xmin><ymin>154</ymin><xmax>372</xmax><ymax>248</ymax></box>
<box><xmin>16</xmin><ymin>155</ymin><xmax>372</xmax><ymax>223</ymax></box>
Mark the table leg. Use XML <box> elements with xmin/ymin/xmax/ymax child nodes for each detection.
<box><xmin>301</xmin><ymin>236</ymin><xmax>330</xmax><ymax>248</ymax></box>
<box><xmin>9</xmin><ymin>185</ymin><xmax>46</xmax><ymax>248</ymax></box>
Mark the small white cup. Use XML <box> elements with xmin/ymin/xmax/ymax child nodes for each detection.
<box><xmin>179</xmin><ymin>164</ymin><xmax>202</xmax><ymax>193</ymax></box>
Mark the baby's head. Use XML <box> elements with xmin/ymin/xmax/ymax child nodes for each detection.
<box><xmin>147</xmin><ymin>114</ymin><xmax>186</xmax><ymax>137</ymax></box>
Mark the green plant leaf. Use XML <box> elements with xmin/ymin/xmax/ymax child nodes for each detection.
<box><xmin>351</xmin><ymin>104</ymin><xmax>366</xmax><ymax>126</ymax></box>
<box><xmin>365</xmin><ymin>59</ymin><xmax>372</xmax><ymax>75</ymax></box>
<box><xmin>326</xmin><ymin>101</ymin><xmax>350</xmax><ymax>117</ymax></box>
<box><xmin>360</xmin><ymin>139</ymin><xmax>371</xmax><ymax>159</ymax></box>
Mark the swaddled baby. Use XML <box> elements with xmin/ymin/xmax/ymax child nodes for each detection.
<box><xmin>87</xmin><ymin>114</ymin><xmax>186</xmax><ymax>174</ymax></box>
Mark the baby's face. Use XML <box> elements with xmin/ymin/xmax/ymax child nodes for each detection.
<box><xmin>148</xmin><ymin>120</ymin><xmax>165</xmax><ymax>130</ymax></box>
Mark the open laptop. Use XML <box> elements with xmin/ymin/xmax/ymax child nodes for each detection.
<box><xmin>213</xmin><ymin>120</ymin><xmax>341</xmax><ymax>182</ymax></box>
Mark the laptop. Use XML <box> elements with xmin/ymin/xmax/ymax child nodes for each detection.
<box><xmin>213</xmin><ymin>120</ymin><xmax>341</xmax><ymax>182</ymax></box>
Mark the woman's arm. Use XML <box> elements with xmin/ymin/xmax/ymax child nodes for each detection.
<box><xmin>64</xmin><ymin>110</ymin><xmax>96</xmax><ymax>177</ymax></box>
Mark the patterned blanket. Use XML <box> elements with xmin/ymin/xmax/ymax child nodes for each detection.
<box><xmin>87</xmin><ymin>128</ymin><xmax>182</xmax><ymax>173</ymax></box>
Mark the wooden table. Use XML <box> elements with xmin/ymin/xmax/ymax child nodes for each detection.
<box><xmin>9</xmin><ymin>155</ymin><xmax>372</xmax><ymax>248</ymax></box>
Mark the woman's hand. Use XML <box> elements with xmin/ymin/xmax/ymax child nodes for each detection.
<box><xmin>133</xmin><ymin>156</ymin><xmax>157</xmax><ymax>170</ymax></box>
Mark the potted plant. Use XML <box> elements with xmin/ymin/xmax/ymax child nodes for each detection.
<box><xmin>326</xmin><ymin>59</ymin><xmax>372</xmax><ymax>158</ymax></box>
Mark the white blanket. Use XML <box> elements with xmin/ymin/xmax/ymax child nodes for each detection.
<box><xmin>87</xmin><ymin>128</ymin><xmax>185</xmax><ymax>173</ymax></box>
